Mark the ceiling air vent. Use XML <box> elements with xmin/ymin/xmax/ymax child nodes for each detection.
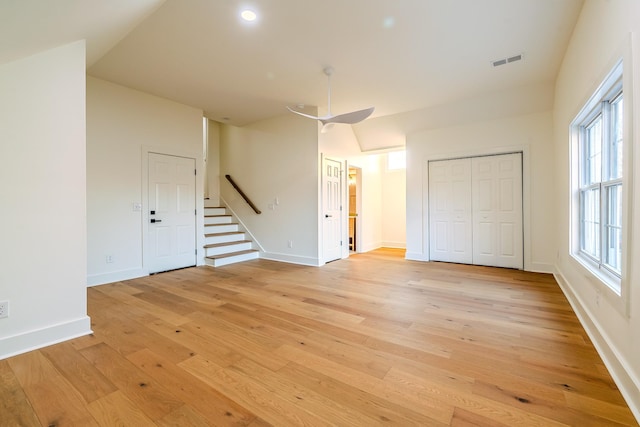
<box><xmin>492</xmin><ymin>53</ymin><xmax>523</xmax><ymax>67</ymax></box>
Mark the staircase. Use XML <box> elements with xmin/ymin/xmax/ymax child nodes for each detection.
<box><xmin>203</xmin><ymin>203</ymin><xmax>259</xmax><ymax>267</ymax></box>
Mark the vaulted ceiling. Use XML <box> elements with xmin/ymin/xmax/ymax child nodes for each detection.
<box><xmin>2</xmin><ymin>0</ymin><xmax>584</xmax><ymax>150</ymax></box>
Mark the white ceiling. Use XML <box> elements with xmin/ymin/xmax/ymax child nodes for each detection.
<box><xmin>2</xmin><ymin>0</ymin><xmax>584</xmax><ymax>149</ymax></box>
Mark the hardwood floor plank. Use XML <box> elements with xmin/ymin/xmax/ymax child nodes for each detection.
<box><xmin>1</xmin><ymin>249</ymin><xmax>636</xmax><ymax>426</ymax></box>
<box><xmin>229</xmin><ymin>357</ymin><xmax>384</xmax><ymax>426</ymax></box>
<box><xmin>87</xmin><ymin>390</ymin><xmax>157</xmax><ymax>426</ymax></box>
<box><xmin>181</xmin><ymin>355</ymin><xmax>332</xmax><ymax>426</ymax></box>
<box><xmin>7</xmin><ymin>351</ymin><xmax>99</xmax><ymax>426</ymax></box>
<box><xmin>278</xmin><ymin>361</ymin><xmax>449</xmax><ymax>426</ymax></box>
<box><xmin>80</xmin><ymin>342</ymin><xmax>183</xmax><ymax>421</ymax></box>
<box><xmin>564</xmin><ymin>390</ymin><xmax>640</xmax><ymax>425</ymax></box>
<box><xmin>0</xmin><ymin>360</ymin><xmax>41</xmax><ymax>427</ymax></box>
<box><xmin>273</xmin><ymin>343</ymin><xmax>455</xmax><ymax>424</ymax></box>
<box><xmin>40</xmin><ymin>342</ymin><xmax>117</xmax><ymax>404</ymax></box>
<box><xmin>127</xmin><ymin>348</ymin><xmax>257</xmax><ymax>425</ymax></box>
<box><xmin>384</xmin><ymin>367</ymin><xmax>568</xmax><ymax>426</ymax></box>
<box><xmin>155</xmin><ymin>404</ymin><xmax>215</xmax><ymax>427</ymax></box>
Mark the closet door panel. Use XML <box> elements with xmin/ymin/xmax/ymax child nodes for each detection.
<box><xmin>472</xmin><ymin>153</ymin><xmax>523</xmax><ymax>269</ymax></box>
<box><xmin>428</xmin><ymin>158</ymin><xmax>472</xmax><ymax>264</ymax></box>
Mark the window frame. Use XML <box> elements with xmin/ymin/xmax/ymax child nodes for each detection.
<box><xmin>571</xmin><ymin>60</ymin><xmax>625</xmax><ymax>295</ymax></box>
<box><xmin>387</xmin><ymin>150</ymin><xmax>406</xmax><ymax>171</ymax></box>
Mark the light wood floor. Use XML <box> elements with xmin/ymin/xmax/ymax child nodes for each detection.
<box><xmin>2</xmin><ymin>248</ymin><xmax>638</xmax><ymax>426</ymax></box>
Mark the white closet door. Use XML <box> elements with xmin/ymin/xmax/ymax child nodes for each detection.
<box><xmin>472</xmin><ymin>153</ymin><xmax>523</xmax><ymax>269</ymax></box>
<box><xmin>429</xmin><ymin>158</ymin><xmax>473</xmax><ymax>264</ymax></box>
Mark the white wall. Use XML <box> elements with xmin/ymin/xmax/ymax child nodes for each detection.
<box><xmin>206</xmin><ymin>119</ymin><xmax>221</xmax><ymax>205</ymax></box>
<box><xmin>381</xmin><ymin>156</ymin><xmax>406</xmax><ymax>248</ymax></box>
<box><xmin>0</xmin><ymin>41</ymin><xmax>91</xmax><ymax>359</ymax></box>
<box><xmin>357</xmin><ymin>154</ymin><xmax>384</xmax><ymax>252</ymax></box>
<box><xmin>406</xmin><ymin>110</ymin><xmax>555</xmax><ymax>273</ymax></box>
<box><xmin>553</xmin><ymin>0</ymin><xmax>640</xmax><ymax>419</ymax></box>
<box><xmin>220</xmin><ymin>114</ymin><xmax>320</xmax><ymax>265</ymax></box>
<box><xmin>87</xmin><ymin>77</ymin><xmax>204</xmax><ymax>285</ymax></box>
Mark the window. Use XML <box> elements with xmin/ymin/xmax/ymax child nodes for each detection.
<box><xmin>572</xmin><ymin>61</ymin><xmax>624</xmax><ymax>292</ymax></box>
<box><xmin>388</xmin><ymin>150</ymin><xmax>406</xmax><ymax>170</ymax></box>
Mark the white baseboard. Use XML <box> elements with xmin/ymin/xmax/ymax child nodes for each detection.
<box><xmin>259</xmin><ymin>252</ymin><xmax>321</xmax><ymax>267</ymax></box>
<box><xmin>527</xmin><ymin>261</ymin><xmax>555</xmax><ymax>274</ymax></box>
<box><xmin>0</xmin><ymin>316</ymin><xmax>92</xmax><ymax>360</ymax></box>
<box><xmin>381</xmin><ymin>241</ymin><xmax>407</xmax><ymax>249</ymax></box>
<box><xmin>87</xmin><ymin>268</ymin><xmax>147</xmax><ymax>287</ymax></box>
<box><xmin>554</xmin><ymin>271</ymin><xmax>640</xmax><ymax>423</ymax></box>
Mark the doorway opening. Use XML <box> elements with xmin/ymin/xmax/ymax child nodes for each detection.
<box><xmin>348</xmin><ymin>166</ymin><xmax>362</xmax><ymax>253</ymax></box>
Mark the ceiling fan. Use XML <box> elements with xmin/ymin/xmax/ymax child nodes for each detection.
<box><xmin>287</xmin><ymin>67</ymin><xmax>375</xmax><ymax>129</ymax></box>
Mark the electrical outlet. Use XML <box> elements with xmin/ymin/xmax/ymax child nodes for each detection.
<box><xmin>595</xmin><ymin>290</ymin><xmax>601</xmax><ymax>307</ymax></box>
<box><xmin>288</xmin><ymin>240</ymin><xmax>293</xmax><ymax>248</ymax></box>
<box><xmin>0</xmin><ymin>301</ymin><xmax>9</xmax><ymax>319</ymax></box>
<box><xmin>106</xmin><ymin>255</ymin><xmax>114</xmax><ymax>263</ymax></box>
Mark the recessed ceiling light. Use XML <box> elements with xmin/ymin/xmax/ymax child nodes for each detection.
<box><xmin>241</xmin><ymin>9</ymin><xmax>257</xmax><ymax>22</ymax></box>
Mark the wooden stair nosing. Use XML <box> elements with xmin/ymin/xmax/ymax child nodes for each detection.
<box><xmin>205</xmin><ymin>222</ymin><xmax>238</xmax><ymax>227</ymax></box>
<box><xmin>206</xmin><ymin>249</ymin><xmax>259</xmax><ymax>260</ymax></box>
<box><xmin>204</xmin><ymin>231</ymin><xmax>244</xmax><ymax>238</ymax></box>
<box><xmin>204</xmin><ymin>240</ymin><xmax>252</xmax><ymax>249</ymax></box>
<box><xmin>204</xmin><ymin>214</ymin><xmax>232</xmax><ymax>218</ymax></box>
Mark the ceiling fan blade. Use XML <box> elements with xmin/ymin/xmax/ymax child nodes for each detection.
<box><xmin>288</xmin><ymin>67</ymin><xmax>375</xmax><ymax>126</ymax></box>
<box><xmin>286</xmin><ymin>106</ymin><xmax>322</xmax><ymax>120</ymax></box>
<box><xmin>321</xmin><ymin>107</ymin><xmax>375</xmax><ymax>125</ymax></box>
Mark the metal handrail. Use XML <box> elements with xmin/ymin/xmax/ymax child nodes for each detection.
<box><xmin>225</xmin><ymin>175</ymin><xmax>261</xmax><ymax>214</ymax></box>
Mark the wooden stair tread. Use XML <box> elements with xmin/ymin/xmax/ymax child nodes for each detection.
<box><xmin>204</xmin><ymin>214</ymin><xmax>232</xmax><ymax>218</ymax></box>
<box><xmin>204</xmin><ymin>240</ymin><xmax>252</xmax><ymax>249</ymax></box>
<box><xmin>205</xmin><ymin>222</ymin><xmax>239</xmax><ymax>227</ymax></box>
<box><xmin>206</xmin><ymin>249</ymin><xmax>258</xmax><ymax>260</ymax></box>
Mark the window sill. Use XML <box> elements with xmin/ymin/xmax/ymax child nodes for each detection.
<box><xmin>571</xmin><ymin>252</ymin><xmax>621</xmax><ymax>296</ymax></box>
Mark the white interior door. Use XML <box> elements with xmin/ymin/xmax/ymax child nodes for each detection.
<box><xmin>322</xmin><ymin>157</ymin><xmax>343</xmax><ymax>263</ymax></box>
<box><xmin>429</xmin><ymin>158</ymin><xmax>473</xmax><ymax>263</ymax></box>
<box><xmin>472</xmin><ymin>153</ymin><xmax>523</xmax><ymax>269</ymax></box>
<box><xmin>148</xmin><ymin>153</ymin><xmax>196</xmax><ymax>274</ymax></box>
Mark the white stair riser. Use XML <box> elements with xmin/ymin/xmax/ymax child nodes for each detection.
<box><xmin>205</xmin><ymin>242</ymin><xmax>252</xmax><ymax>256</ymax></box>
<box><xmin>204</xmin><ymin>207</ymin><xmax>226</xmax><ymax>216</ymax></box>
<box><xmin>205</xmin><ymin>233</ymin><xmax>246</xmax><ymax>245</ymax></box>
<box><xmin>204</xmin><ymin>216</ymin><xmax>232</xmax><ymax>225</ymax></box>
<box><xmin>206</xmin><ymin>251</ymin><xmax>259</xmax><ymax>267</ymax></box>
<box><xmin>205</xmin><ymin>224</ymin><xmax>238</xmax><ymax>234</ymax></box>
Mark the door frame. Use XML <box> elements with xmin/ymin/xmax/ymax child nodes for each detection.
<box><xmin>141</xmin><ymin>146</ymin><xmax>204</xmax><ymax>275</ymax></box>
<box><xmin>320</xmin><ymin>154</ymin><xmax>347</xmax><ymax>264</ymax></box>
<box><xmin>348</xmin><ymin>165</ymin><xmax>363</xmax><ymax>254</ymax></box>
<box><xmin>423</xmin><ymin>145</ymin><xmax>532</xmax><ymax>271</ymax></box>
